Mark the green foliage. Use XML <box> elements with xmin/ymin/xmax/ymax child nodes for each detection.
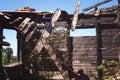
<box><xmin>33</xmin><ymin>38</ymin><xmax>38</xmax><ymax>43</ymax></box>
<box><xmin>107</xmin><ymin>60</ymin><xmax>118</xmax><ymax>67</ymax></box>
<box><xmin>97</xmin><ymin>65</ymin><xmax>105</xmax><ymax>70</ymax></box>
<box><xmin>39</xmin><ymin>71</ymin><xmax>61</xmax><ymax>78</ymax></box>
<box><xmin>2</xmin><ymin>47</ymin><xmax>14</xmax><ymax>65</ymax></box>
<box><xmin>97</xmin><ymin>60</ymin><xmax>120</xmax><ymax>80</ymax></box>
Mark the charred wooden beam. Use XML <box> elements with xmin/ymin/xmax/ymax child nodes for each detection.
<box><xmin>17</xmin><ymin>33</ymin><xmax>23</xmax><ymax>63</ymax></box>
<box><xmin>18</xmin><ymin>18</ymin><xmax>31</xmax><ymax>30</ymax></box>
<box><xmin>9</xmin><ymin>17</ymin><xmax>23</xmax><ymax>24</ymax></box>
<box><xmin>0</xmin><ymin>11</ymin><xmax>117</xmax><ymax>30</ymax></box>
<box><xmin>77</xmin><ymin>16</ymin><xmax>116</xmax><ymax>28</ymax></box>
<box><xmin>83</xmin><ymin>0</ymin><xmax>112</xmax><ymax>12</ymax></box>
<box><xmin>54</xmin><ymin>14</ymin><xmax>117</xmax><ymax>28</ymax></box>
<box><xmin>0</xmin><ymin>41</ymin><xmax>10</xmax><ymax>46</ymax></box>
<box><xmin>0</xmin><ymin>12</ymin><xmax>11</xmax><ymax>19</ymax></box>
<box><xmin>44</xmin><ymin>44</ymin><xmax>70</xmax><ymax>80</ymax></box>
<box><xmin>1</xmin><ymin>11</ymin><xmax>48</xmax><ymax>18</ymax></box>
<box><xmin>0</xmin><ymin>26</ymin><xmax>4</xmax><ymax>80</ymax></box>
<box><xmin>96</xmin><ymin>24</ymin><xmax>103</xmax><ymax>79</ymax></box>
<box><xmin>33</xmin><ymin>9</ymin><xmax>70</xmax><ymax>80</ymax></box>
<box><xmin>25</xmin><ymin>23</ymin><xmax>38</xmax><ymax>42</ymax></box>
<box><xmin>33</xmin><ymin>9</ymin><xmax>62</xmax><ymax>53</ymax></box>
<box><xmin>21</xmin><ymin>21</ymin><xmax>35</xmax><ymax>35</ymax></box>
<box><xmin>77</xmin><ymin>13</ymin><xmax>116</xmax><ymax>28</ymax></box>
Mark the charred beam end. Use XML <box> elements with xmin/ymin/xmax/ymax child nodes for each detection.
<box><xmin>83</xmin><ymin>0</ymin><xmax>112</xmax><ymax>12</ymax></box>
<box><xmin>0</xmin><ymin>41</ymin><xmax>10</xmax><ymax>46</ymax></box>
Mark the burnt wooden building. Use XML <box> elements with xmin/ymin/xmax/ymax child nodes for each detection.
<box><xmin>0</xmin><ymin>0</ymin><xmax>120</xmax><ymax>80</ymax></box>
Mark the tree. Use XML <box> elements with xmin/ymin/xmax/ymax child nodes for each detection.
<box><xmin>2</xmin><ymin>47</ymin><xmax>13</xmax><ymax>64</ymax></box>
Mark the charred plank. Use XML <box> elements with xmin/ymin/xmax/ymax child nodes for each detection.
<box><xmin>83</xmin><ymin>0</ymin><xmax>112</xmax><ymax>12</ymax></box>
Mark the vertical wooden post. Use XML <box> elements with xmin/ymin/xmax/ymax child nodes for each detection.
<box><xmin>67</xmin><ymin>29</ymin><xmax>73</xmax><ymax>67</ymax></box>
<box><xmin>17</xmin><ymin>33</ymin><xmax>23</xmax><ymax>63</ymax></box>
<box><xmin>67</xmin><ymin>29</ymin><xmax>74</xmax><ymax>79</ymax></box>
<box><xmin>0</xmin><ymin>26</ymin><xmax>3</xmax><ymax>79</ymax></box>
<box><xmin>96</xmin><ymin>23</ymin><xmax>103</xmax><ymax>80</ymax></box>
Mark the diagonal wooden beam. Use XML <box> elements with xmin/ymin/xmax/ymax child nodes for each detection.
<box><xmin>44</xmin><ymin>44</ymin><xmax>70</xmax><ymax>80</ymax></box>
<box><xmin>18</xmin><ymin>18</ymin><xmax>31</xmax><ymax>30</ymax></box>
<box><xmin>21</xmin><ymin>21</ymin><xmax>34</xmax><ymax>35</ymax></box>
<box><xmin>9</xmin><ymin>17</ymin><xmax>23</xmax><ymax>24</ymax></box>
<box><xmin>33</xmin><ymin>9</ymin><xmax>61</xmax><ymax>54</ymax></box>
<box><xmin>32</xmin><ymin>9</ymin><xmax>70</xmax><ymax>80</ymax></box>
<box><xmin>25</xmin><ymin>24</ymin><xmax>38</xmax><ymax>42</ymax></box>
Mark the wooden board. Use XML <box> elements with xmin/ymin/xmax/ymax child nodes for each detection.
<box><xmin>51</xmin><ymin>9</ymin><xmax>61</xmax><ymax>26</ymax></box>
<box><xmin>44</xmin><ymin>44</ymin><xmax>70</xmax><ymax>80</ymax></box>
<box><xmin>18</xmin><ymin>18</ymin><xmax>31</xmax><ymax>30</ymax></box>
<box><xmin>71</xmin><ymin>1</ymin><xmax>80</xmax><ymax>31</ymax></box>
<box><xmin>32</xmin><ymin>9</ymin><xmax>70</xmax><ymax>80</ymax></box>
<box><xmin>83</xmin><ymin>0</ymin><xmax>112</xmax><ymax>12</ymax></box>
<box><xmin>25</xmin><ymin>25</ymin><xmax>38</xmax><ymax>42</ymax></box>
<box><xmin>33</xmin><ymin>9</ymin><xmax>62</xmax><ymax>53</ymax></box>
<box><xmin>0</xmin><ymin>41</ymin><xmax>10</xmax><ymax>46</ymax></box>
<box><xmin>22</xmin><ymin>21</ymin><xmax>34</xmax><ymax>35</ymax></box>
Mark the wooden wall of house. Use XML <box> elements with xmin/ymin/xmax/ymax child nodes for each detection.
<box><xmin>71</xmin><ymin>36</ymin><xmax>98</xmax><ymax>80</ymax></box>
<box><xmin>70</xmin><ymin>25</ymin><xmax>120</xmax><ymax>80</ymax></box>
<box><xmin>101</xmin><ymin>26</ymin><xmax>120</xmax><ymax>61</ymax></box>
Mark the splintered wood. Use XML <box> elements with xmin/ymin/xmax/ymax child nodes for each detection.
<box><xmin>32</xmin><ymin>9</ymin><xmax>70</xmax><ymax>80</ymax></box>
<box><xmin>71</xmin><ymin>1</ymin><xmax>80</xmax><ymax>31</ymax></box>
<box><xmin>33</xmin><ymin>9</ymin><xmax>61</xmax><ymax>54</ymax></box>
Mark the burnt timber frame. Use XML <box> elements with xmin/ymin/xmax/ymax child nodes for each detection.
<box><xmin>0</xmin><ymin>1</ymin><xmax>120</xmax><ymax>79</ymax></box>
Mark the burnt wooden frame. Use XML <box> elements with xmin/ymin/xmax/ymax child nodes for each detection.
<box><xmin>0</xmin><ymin>9</ymin><xmax>118</xmax><ymax>80</ymax></box>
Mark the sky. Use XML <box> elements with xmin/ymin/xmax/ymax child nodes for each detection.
<box><xmin>0</xmin><ymin>0</ymin><xmax>118</xmax><ymax>56</ymax></box>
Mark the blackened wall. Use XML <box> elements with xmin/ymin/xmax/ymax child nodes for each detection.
<box><xmin>101</xmin><ymin>26</ymin><xmax>120</xmax><ymax>61</ymax></box>
<box><xmin>71</xmin><ymin>36</ymin><xmax>97</xmax><ymax>80</ymax></box>
<box><xmin>71</xmin><ymin>26</ymin><xmax>120</xmax><ymax>80</ymax></box>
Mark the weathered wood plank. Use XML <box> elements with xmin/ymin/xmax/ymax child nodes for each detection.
<box><xmin>33</xmin><ymin>9</ymin><xmax>70</xmax><ymax>80</ymax></box>
<box><xmin>33</xmin><ymin>9</ymin><xmax>61</xmax><ymax>53</ymax></box>
<box><xmin>44</xmin><ymin>44</ymin><xmax>70</xmax><ymax>80</ymax></box>
<box><xmin>51</xmin><ymin>9</ymin><xmax>62</xmax><ymax>26</ymax></box>
<box><xmin>0</xmin><ymin>41</ymin><xmax>10</xmax><ymax>46</ymax></box>
<box><xmin>21</xmin><ymin>21</ymin><xmax>34</xmax><ymax>35</ymax></box>
<box><xmin>71</xmin><ymin>1</ymin><xmax>80</xmax><ymax>31</ymax></box>
<box><xmin>9</xmin><ymin>17</ymin><xmax>23</xmax><ymax>24</ymax></box>
<box><xmin>25</xmin><ymin>25</ymin><xmax>38</xmax><ymax>42</ymax></box>
<box><xmin>83</xmin><ymin>0</ymin><xmax>112</xmax><ymax>11</ymax></box>
<box><xmin>18</xmin><ymin>18</ymin><xmax>31</xmax><ymax>30</ymax></box>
